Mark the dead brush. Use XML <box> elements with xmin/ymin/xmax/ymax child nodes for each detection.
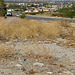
<box><xmin>0</xmin><ymin>17</ymin><xmax>75</xmax><ymax>44</ymax></box>
<box><xmin>59</xmin><ymin>18</ymin><xmax>71</xmax><ymax>28</ymax></box>
<box><xmin>0</xmin><ymin>45</ymin><xmax>15</xmax><ymax>59</ymax></box>
<box><xmin>0</xmin><ymin>17</ymin><xmax>60</xmax><ymax>40</ymax></box>
<box><xmin>25</xmin><ymin>53</ymin><xmax>55</xmax><ymax>61</ymax></box>
<box><xmin>73</xmin><ymin>29</ymin><xmax>75</xmax><ymax>40</ymax></box>
<box><xmin>57</xmin><ymin>19</ymin><xmax>74</xmax><ymax>40</ymax></box>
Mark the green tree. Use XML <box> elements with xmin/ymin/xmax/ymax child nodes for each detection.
<box><xmin>54</xmin><ymin>3</ymin><xmax>75</xmax><ymax>18</ymax></box>
<box><xmin>72</xmin><ymin>3</ymin><xmax>75</xmax><ymax>11</ymax></box>
<box><xmin>22</xmin><ymin>6</ymin><xmax>27</xmax><ymax>11</ymax></box>
<box><xmin>0</xmin><ymin>0</ymin><xmax>7</xmax><ymax>16</ymax></box>
<box><xmin>66</xmin><ymin>3</ymin><xmax>75</xmax><ymax>18</ymax></box>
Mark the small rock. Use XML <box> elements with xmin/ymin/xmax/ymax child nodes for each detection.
<box><xmin>29</xmin><ymin>69</ymin><xmax>36</xmax><ymax>74</ymax></box>
<box><xmin>33</xmin><ymin>62</ymin><xmax>44</xmax><ymax>67</ymax></box>
<box><xmin>47</xmin><ymin>72</ymin><xmax>53</xmax><ymax>74</ymax></box>
<box><xmin>69</xmin><ymin>43</ymin><xmax>75</xmax><ymax>46</ymax></box>
<box><xmin>15</xmin><ymin>64</ymin><xmax>22</xmax><ymax>67</ymax></box>
<box><xmin>12</xmin><ymin>40</ymin><xmax>18</xmax><ymax>43</ymax></box>
<box><xmin>36</xmin><ymin>34</ymin><xmax>39</xmax><ymax>37</ymax></box>
<box><xmin>19</xmin><ymin>58</ymin><xmax>26</xmax><ymax>62</ymax></box>
<box><xmin>19</xmin><ymin>58</ymin><xmax>27</xmax><ymax>64</ymax></box>
<box><xmin>63</xmin><ymin>71</ymin><xmax>74</xmax><ymax>75</ymax></box>
<box><xmin>6</xmin><ymin>42</ymin><xmax>12</xmax><ymax>44</ymax></box>
<box><xmin>20</xmin><ymin>67</ymin><xmax>26</xmax><ymax>71</ymax></box>
<box><xmin>30</xmin><ymin>36</ymin><xmax>33</xmax><ymax>38</ymax></box>
<box><xmin>56</xmin><ymin>38</ymin><xmax>66</xmax><ymax>43</ymax></box>
<box><xmin>34</xmin><ymin>73</ymin><xmax>49</xmax><ymax>75</ymax></box>
<box><xmin>24</xmin><ymin>59</ymin><xmax>26</xmax><ymax>61</ymax></box>
<box><xmin>25</xmin><ymin>38</ymin><xmax>27</xmax><ymax>41</ymax></box>
<box><xmin>35</xmin><ymin>59</ymin><xmax>39</xmax><ymax>62</ymax></box>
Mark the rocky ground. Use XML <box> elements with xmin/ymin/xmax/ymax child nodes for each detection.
<box><xmin>0</xmin><ymin>38</ymin><xmax>75</xmax><ymax>75</ymax></box>
<box><xmin>0</xmin><ymin>17</ymin><xmax>75</xmax><ymax>75</ymax></box>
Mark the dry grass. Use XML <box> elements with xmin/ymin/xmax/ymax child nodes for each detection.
<box><xmin>0</xmin><ymin>45</ymin><xmax>14</xmax><ymax>59</ymax></box>
<box><xmin>59</xmin><ymin>19</ymin><xmax>71</xmax><ymax>27</ymax></box>
<box><xmin>22</xmin><ymin>44</ymin><xmax>55</xmax><ymax>60</ymax></box>
<box><xmin>73</xmin><ymin>29</ymin><xmax>75</xmax><ymax>39</ymax></box>
<box><xmin>58</xmin><ymin>20</ymin><xmax>75</xmax><ymax>40</ymax></box>
<box><xmin>0</xmin><ymin>17</ymin><xmax>61</xmax><ymax>40</ymax></box>
<box><xmin>0</xmin><ymin>17</ymin><xmax>75</xmax><ymax>60</ymax></box>
<box><xmin>0</xmin><ymin>17</ymin><xmax>75</xmax><ymax>41</ymax></box>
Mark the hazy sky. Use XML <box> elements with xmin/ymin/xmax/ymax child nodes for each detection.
<box><xmin>4</xmin><ymin>0</ymin><xmax>75</xmax><ymax>1</ymax></box>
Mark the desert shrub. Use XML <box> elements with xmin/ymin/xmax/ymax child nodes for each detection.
<box><xmin>73</xmin><ymin>29</ymin><xmax>75</xmax><ymax>39</ymax></box>
<box><xmin>53</xmin><ymin>4</ymin><xmax>75</xmax><ymax>18</ymax></box>
<box><xmin>20</xmin><ymin>14</ymin><xmax>25</xmax><ymax>18</ymax></box>
<box><xmin>59</xmin><ymin>19</ymin><xmax>71</xmax><ymax>27</ymax></box>
<box><xmin>29</xmin><ymin>13</ymin><xmax>37</xmax><ymax>15</ymax></box>
<box><xmin>60</xmin><ymin>27</ymin><xmax>73</xmax><ymax>39</ymax></box>
<box><xmin>0</xmin><ymin>17</ymin><xmax>74</xmax><ymax>41</ymax></box>
<box><xmin>52</xmin><ymin>13</ymin><xmax>57</xmax><ymax>16</ymax></box>
<box><xmin>4</xmin><ymin>14</ymin><xmax>7</xmax><ymax>18</ymax></box>
<box><xmin>52</xmin><ymin>13</ymin><xmax>64</xmax><ymax>17</ymax></box>
<box><xmin>39</xmin><ymin>11</ymin><xmax>44</xmax><ymax>14</ymax></box>
<box><xmin>58</xmin><ymin>19</ymin><xmax>73</xmax><ymax>39</ymax></box>
<box><xmin>0</xmin><ymin>17</ymin><xmax>61</xmax><ymax>40</ymax></box>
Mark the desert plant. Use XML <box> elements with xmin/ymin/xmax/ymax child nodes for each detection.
<box><xmin>59</xmin><ymin>19</ymin><xmax>71</xmax><ymax>27</ymax></box>
<box><xmin>29</xmin><ymin>13</ymin><xmax>37</xmax><ymax>15</ymax></box>
<box><xmin>0</xmin><ymin>17</ymin><xmax>61</xmax><ymax>40</ymax></box>
<box><xmin>0</xmin><ymin>17</ymin><xmax>74</xmax><ymax>41</ymax></box>
<box><xmin>53</xmin><ymin>3</ymin><xmax>75</xmax><ymax>18</ymax></box>
<box><xmin>20</xmin><ymin>14</ymin><xmax>25</xmax><ymax>18</ymax></box>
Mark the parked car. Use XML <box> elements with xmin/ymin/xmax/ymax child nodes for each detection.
<box><xmin>7</xmin><ymin>9</ymin><xmax>12</xmax><ymax>16</ymax></box>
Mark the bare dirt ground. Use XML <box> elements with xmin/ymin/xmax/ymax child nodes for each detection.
<box><xmin>0</xmin><ymin>17</ymin><xmax>75</xmax><ymax>75</ymax></box>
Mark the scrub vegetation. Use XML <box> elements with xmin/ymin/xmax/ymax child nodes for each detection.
<box><xmin>0</xmin><ymin>17</ymin><xmax>75</xmax><ymax>41</ymax></box>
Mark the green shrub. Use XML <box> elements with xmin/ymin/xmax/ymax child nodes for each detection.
<box><xmin>29</xmin><ymin>13</ymin><xmax>37</xmax><ymax>15</ymax></box>
<box><xmin>39</xmin><ymin>11</ymin><xmax>44</xmax><ymax>14</ymax></box>
<box><xmin>20</xmin><ymin>14</ymin><xmax>25</xmax><ymax>19</ymax></box>
<box><xmin>52</xmin><ymin>13</ymin><xmax>57</xmax><ymax>16</ymax></box>
<box><xmin>53</xmin><ymin>4</ymin><xmax>75</xmax><ymax>18</ymax></box>
<box><xmin>4</xmin><ymin>14</ymin><xmax>7</xmax><ymax>18</ymax></box>
<box><xmin>52</xmin><ymin>13</ymin><xmax>64</xmax><ymax>17</ymax></box>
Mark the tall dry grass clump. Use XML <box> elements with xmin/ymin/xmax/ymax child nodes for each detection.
<box><xmin>0</xmin><ymin>17</ymin><xmax>75</xmax><ymax>41</ymax></box>
<box><xmin>73</xmin><ymin>29</ymin><xmax>75</xmax><ymax>41</ymax></box>
<box><xmin>58</xmin><ymin>19</ymin><xmax>75</xmax><ymax>40</ymax></box>
<box><xmin>0</xmin><ymin>17</ymin><xmax>61</xmax><ymax>40</ymax></box>
<box><xmin>59</xmin><ymin>19</ymin><xmax>71</xmax><ymax>27</ymax></box>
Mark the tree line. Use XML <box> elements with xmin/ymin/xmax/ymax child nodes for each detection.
<box><xmin>52</xmin><ymin>3</ymin><xmax>75</xmax><ymax>18</ymax></box>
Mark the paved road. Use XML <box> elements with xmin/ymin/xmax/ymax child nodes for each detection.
<box><xmin>8</xmin><ymin>14</ymin><xmax>75</xmax><ymax>23</ymax></box>
<box><xmin>25</xmin><ymin>15</ymin><xmax>75</xmax><ymax>23</ymax></box>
